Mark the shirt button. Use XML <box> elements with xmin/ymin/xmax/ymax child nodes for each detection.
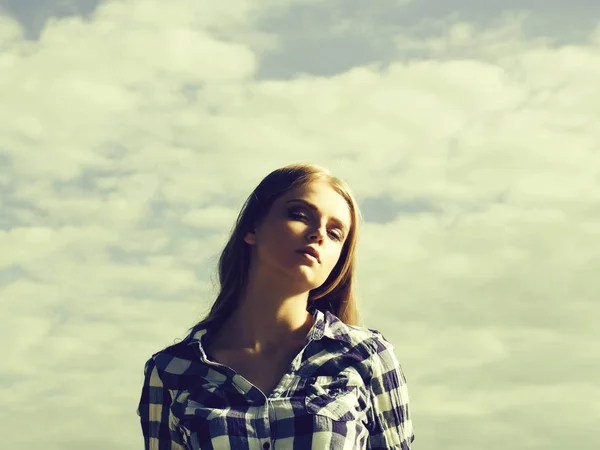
<box><xmin>263</xmin><ymin>442</ymin><xmax>270</xmax><ymax>449</ymax></box>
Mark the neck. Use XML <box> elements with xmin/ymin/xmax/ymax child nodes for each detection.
<box><xmin>213</xmin><ymin>283</ymin><xmax>315</xmax><ymax>355</ymax></box>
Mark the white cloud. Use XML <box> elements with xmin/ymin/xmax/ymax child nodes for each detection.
<box><xmin>1</xmin><ymin>1</ymin><xmax>599</xmax><ymax>448</ymax></box>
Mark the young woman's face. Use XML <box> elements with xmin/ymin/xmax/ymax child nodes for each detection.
<box><xmin>244</xmin><ymin>181</ymin><xmax>352</xmax><ymax>291</ymax></box>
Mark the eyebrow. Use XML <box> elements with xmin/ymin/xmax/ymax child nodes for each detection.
<box><xmin>285</xmin><ymin>199</ymin><xmax>349</xmax><ymax>234</ymax></box>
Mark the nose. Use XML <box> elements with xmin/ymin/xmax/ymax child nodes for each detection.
<box><xmin>308</xmin><ymin>224</ymin><xmax>327</xmax><ymax>241</ymax></box>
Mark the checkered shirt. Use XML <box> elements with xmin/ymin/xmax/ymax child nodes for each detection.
<box><xmin>137</xmin><ymin>308</ymin><xmax>415</xmax><ymax>449</ymax></box>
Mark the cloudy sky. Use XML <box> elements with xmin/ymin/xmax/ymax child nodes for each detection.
<box><xmin>1</xmin><ymin>0</ymin><xmax>598</xmax><ymax>448</ymax></box>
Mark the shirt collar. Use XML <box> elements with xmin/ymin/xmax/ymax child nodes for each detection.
<box><xmin>184</xmin><ymin>307</ymin><xmax>352</xmax><ymax>349</ymax></box>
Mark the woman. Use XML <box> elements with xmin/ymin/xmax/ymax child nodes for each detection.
<box><xmin>137</xmin><ymin>163</ymin><xmax>415</xmax><ymax>449</ymax></box>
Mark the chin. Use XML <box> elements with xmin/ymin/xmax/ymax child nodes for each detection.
<box><xmin>290</xmin><ymin>274</ymin><xmax>322</xmax><ymax>291</ymax></box>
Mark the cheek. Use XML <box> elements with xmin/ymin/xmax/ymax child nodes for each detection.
<box><xmin>281</xmin><ymin>223</ymin><xmax>304</xmax><ymax>244</ymax></box>
<box><xmin>324</xmin><ymin>249</ymin><xmax>343</xmax><ymax>271</ymax></box>
<box><xmin>270</xmin><ymin>219</ymin><xmax>297</xmax><ymax>239</ymax></box>
<box><xmin>263</xmin><ymin>226</ymin><xmax>297</xmax><ymax>257</ymax></box>
<box><xmin>286</xmin><ymin>221</ymin><xmax>307</xmax><ymax>236</ymax></box>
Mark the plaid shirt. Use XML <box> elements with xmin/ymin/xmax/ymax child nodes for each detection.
<box><xmin>137</xmin><ymin>308</ymin><xmax>415</xmax><ymax>449</ymax></box>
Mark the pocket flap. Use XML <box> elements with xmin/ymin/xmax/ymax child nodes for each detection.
<box><xmin>304</xmin><ymin>375</ymin><xmax>359</xmax><ymax>421</ymax></box>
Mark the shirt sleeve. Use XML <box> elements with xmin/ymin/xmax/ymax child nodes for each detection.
<box><xmin>365</xmin><ymin>335</ymin><xmax>415</xmax><ymax>450</ymax></box>
<box><xmin>136</xmin><ymin>357</ymin><xmax>186</xmax><ymax>450</ymax></box>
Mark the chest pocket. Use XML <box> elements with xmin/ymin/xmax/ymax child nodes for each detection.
<box><xmin>304</xmin><ymin>375</ymin><xmax>361</xmax><ymax>421</ymax></box>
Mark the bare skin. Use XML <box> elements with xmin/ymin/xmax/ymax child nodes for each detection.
<box><xmin>205</xmin><ymin>181</ymin><xmax>351</xmax><ymax>396</ymax></box>
<box><xmin>206</xmin><ymin>337</ymin><xmax>310</xmax><ymax>396</ymax></box>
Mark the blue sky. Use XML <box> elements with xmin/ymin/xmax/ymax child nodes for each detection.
<box><xmin>0</xmin><ymin>0</ymin><xmax>598</xmax><ymax>448</ymax></box>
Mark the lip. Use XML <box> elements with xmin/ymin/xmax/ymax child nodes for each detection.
<box><xmin>297</xmin><ymin>251</ymin><xmax>318</xmax><ymax>264</ymax></box>
<box><xmin>297</xmin><ymin>247</ymin><xmax>320</xmax><ymax>263</ymax></box>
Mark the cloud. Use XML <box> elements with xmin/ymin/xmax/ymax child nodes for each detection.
<box><xmin>1</xmin><ymin>1</ymin><xmax>599</xmax><ymax>448</ymax></box>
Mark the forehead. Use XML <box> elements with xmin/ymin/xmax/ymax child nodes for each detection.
<box><xmin>279</xmin><ymin>182</ymin><xmax>352</xmax><ymax>227</ymax></box>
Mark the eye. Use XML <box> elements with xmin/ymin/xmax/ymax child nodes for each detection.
<box><xmin>289</xmin><ymin>210</ymin><xmax>343</xmax><ymax>241</ymax></box>
<box><xmin>329</xmin><ymin>230</ymin><xmax>343</xmax><ymax>241</ymax></box>
<box><xmin>289</xmin><ymin>210</ymin><xmax>308</xmax><ymax>221</ymax></box>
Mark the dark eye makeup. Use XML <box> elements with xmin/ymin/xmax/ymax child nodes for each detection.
<box><xmin>288</xmin><ymin>209</ymin><xmax>344</xmax><ymax>241</ymax></box>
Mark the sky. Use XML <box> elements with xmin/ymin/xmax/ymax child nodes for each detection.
<box><xmin>0</xmin><ymin>0</ymin><xmax>598</xmax><ymax>448</ymax></box>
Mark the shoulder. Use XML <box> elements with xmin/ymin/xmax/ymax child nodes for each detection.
<box><xmin>322</xmin><ymin>310</ymin><xmax>391</xmax><ymax>351</ymax></box>
<box><xmin>338</xmin><ymin>320</ymin><xmax>396</xmax><ymax>355</ymax></box>
<box><xmin>141</xmin><ymin>338</ymin><xmax>201</xmax><ymax>386</ymax></box>
<box><xmin>328</xmin><ymin>319</ymin><xmax>400</xmax><ymax>369</ymax></box>
<box><xmin>345</xmin><ymin>323</ymin><xmax>384</xmax><ymax>344</ymax></box>
<box><xmin>342</xmin><ymin>323</ymin><xmax>404</xmax><ymax>374</ymax></box>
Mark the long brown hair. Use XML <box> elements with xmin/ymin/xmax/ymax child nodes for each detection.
<box><xmin>187</xmin><ymin>162</ymin><xmax>364</xmax><ymax>335</ymax></box>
